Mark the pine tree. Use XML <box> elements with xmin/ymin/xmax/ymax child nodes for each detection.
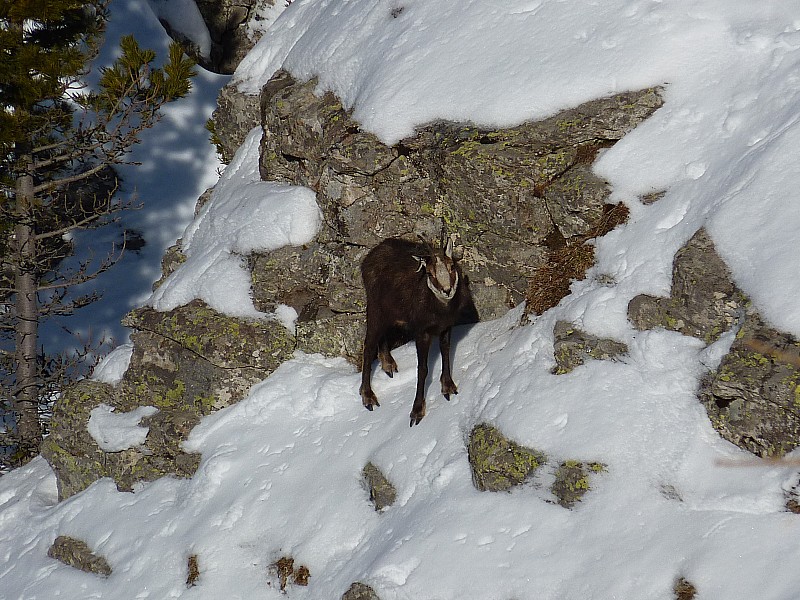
<box><xmin>0</xmin><ymin>0</ymin><xmax>195</xmax><ymax>461</ymax></box>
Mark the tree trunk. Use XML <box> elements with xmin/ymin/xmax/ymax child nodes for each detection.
<box><xmin>13</xmin><ymin>155</ymin><xmax>42</xmax><ymax>456</ymax></box>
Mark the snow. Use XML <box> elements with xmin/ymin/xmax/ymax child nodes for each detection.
<box><xmin>146</xmin><ymin>0</ymin><xmax>211</xmax><ymax>59</ymax></box>
<box><xmin>91</xmin><ymin>344</ymin><xmax>134</xmax><ymax>385</ymax></box>
<box><xmin>148</xmin><ymin>126</ymin><xmax>322</xmax><ymax>318</ymax></box>
<box><xmin>3</xmin><ymin>0</ymin><xmax>800</xmax><ymax>599</ymax></box>
<box><xmin>87</xmin><ymin>404</ymin><xmax>159</xmax><ymax>452</ymax></box>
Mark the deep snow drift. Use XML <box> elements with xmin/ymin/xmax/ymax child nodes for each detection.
<box><xmin>3</xmin><ymin>1</ymin><xmax>800</xmax><ymax>599</ymax></box>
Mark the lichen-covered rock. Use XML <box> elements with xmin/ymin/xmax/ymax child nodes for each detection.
<box><xmin>47</xmin><ymin>535</ymin><xmax>112</xmax><ymax>577</ymax></box>
<box><xmin>467</xmin><ymin>423</ymin><xmax>546</xmax><ymax>492</ymax></box>
<box><xmin>628</xmin><ymin>228</ymin><xmax>747</xmax><ymax>344</ymax></box>
<box><xmin>244</xmin><ymin>71</ymin><xmax>662</xmax><ymax>363</ymax></box>
<box><xmin>699</xmin><ymin>314</ymin><xmax>800</xmax><ymax>457</ymax></box>
<box><xmin>210</xmin><ymin>83</ymin><xmax>262</xmax><ymax>163</ymax></box>
<box><xmin>152</xmin><ymin>242</ymin><xmax>187</xmax><ymax>291</ymax></box>
<box><xmin>551</xmin><ymin>461</ymin><xmax>606</xmax><ymax>508</ymax></box>
<box><xmin>628</xmin><ymin>227</ymin><xmax>800</xmax><ymax>457</ymax></box>
<box><xmin>41</xmin><ymin>379</ymin><xmax>201</xmax><ymax>500</ymax></box>
<box><xmin>122</xmin><ymin>300</ymin><xmax>294</xmax><ymax>410</ymax></box>
<box><xmin>552</xmin><ymin>321</ymin><xmax>628</xmax><ymax>374</ymax></box>
<box><xmin>342</xmin><ymin>582</ymin><xmax>381</xmax><ymax>600</ymax></box>
<box><xmin>43</xmin><ymin>300</ymin><xmax>295</xmax><ymax>499</ymax></box>
<box><xmin>362</xmin><ymin>462</ymin><xmax>397</xmax><ymax>511</ymax></box>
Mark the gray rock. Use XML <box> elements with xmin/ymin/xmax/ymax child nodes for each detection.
<box><xmin>551</xmin><ymin>461</ymin><xmax>606</xmax><ymax>508</ymax></box>
<box><xmin>43</xmin><ymin>300</ymin><xmax>295</xmax><ymax>499</ymax></box>
<box><xmin>362</xmin><ymin>462</ymin><xmax>397</xmax><ymax>511</ymax></box>
<box><xmin>210</xmin><ymin>83</ymin><xmax>262</xmax><ymax>163</ymax></box>
<box><xmin>41</xmin><ymin>379</ymin><xmax>200</xmax><ymax>500</ymax></box>
<box><xmin>699</xmin><ymin>313</ymin><xmax>800</xmax><ymax>457</ymax></box>
<box><xmin>48</xmin><ymin>535</ymin><xmax>112</xmax><ymax>577</ymax></box>
<box><xmin>342</xmin><ymin>582</ymin><xmax>381</xmax><ymax>600</ymax></box>
<box><xmin>552</xmin><ymin>321</ymin><xmax>628</xmax><ymax>374</ymax></box>
<box><xmin>467</xmin><ymin>423</ymin><xmax>546</xmax><ymax>492</ymax></box>
<box><xmin>628</xmin><ymin>227</ymin><xmax>800</xmax><ymax>457</ymax></box>
<box><xmin>628</xmin><ymin>228</ymin><xmax>747</xmax><ymax>344</ymax></box>
<box><xmin>249</xmin><ymin>71</ymin><xmax>662</xmax><ymax>363</ymax></box>
<box><xmin>156</xmin><ymin>0</ymin><xmax>266</xmax><ymax>74</ymax></box>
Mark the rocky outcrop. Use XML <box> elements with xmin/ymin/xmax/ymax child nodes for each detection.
<box><xmin>628</xmin><ymin>229</ymin><xmax>747</xmax><ymax>344</ymax></box>
<box><xmin>155</xmin><ymin>0</ymin><xmax>269</xmax><ymax>74</ymax></box>
<box><xmin>699</xmin><ymin>314</ymin><xmax>800</xmax><ymax>457</ymax></box>
<box><xmin>42</xmin><ymin>300</ymin><xmax>294</xmax><ymax>499</ymax></box>
<box><xmin>629</xmin><ymin>228</ymin><xmax>800</xmax><ymax>457</ymax></box>
<box><xmin>242</xmin><ymin>71</ymin><xmax>662</xmax><ymax>364</ymax></box>
<box><xmin>41</xmin><ymin>379</ymin><xmax>200</xmax><ymax>500</ymax></box>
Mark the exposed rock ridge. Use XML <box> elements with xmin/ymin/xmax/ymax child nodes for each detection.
<box><xmin>629</xmin><ymin>228</ymin><xmax>800</xmax><ymax>457</ymax></box>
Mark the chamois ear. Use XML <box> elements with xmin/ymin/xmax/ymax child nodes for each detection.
<box><xmin>444</xmin><ymin>237</ymin><xmax>454</xmax><ymax>259</ymax></box>
<box><xmin>412</xmin><ymin>255</ymin><xmax>427</xmax><ymax>272</ymax></box>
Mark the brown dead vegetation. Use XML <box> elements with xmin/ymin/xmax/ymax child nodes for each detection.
<box><xmin>526</xmin><ymin>202</ymin><xmax>629</xmax><ymax>316</ymax></box>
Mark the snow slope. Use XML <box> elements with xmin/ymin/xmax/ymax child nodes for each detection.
<box><xmin>3</xmin><ymin>0</ymin><xmax>800</xmax><ymax>599</ymax></box>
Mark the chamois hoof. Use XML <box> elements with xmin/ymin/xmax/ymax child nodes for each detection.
<box><xmin>441</xmin><ymin>379</ymin><xmax>458</xmax><ymax>400</ymax></box>
<box><xmin>361</xmin><ymin>389</ymin><xmax>380</xmax><ymax>411</ymax></box>
<box><xmin>379</xmin><ymin>351</ymin><xmax>398</xmax><ymax>378</ymax></box>
<box><xmin>409</xmin><ymin>404</ymin><xmax>426</xmax><ymax>427</ymax></box>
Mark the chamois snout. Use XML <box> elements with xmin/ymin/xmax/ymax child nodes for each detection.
<box><xmin>359</xmin><ymin>236</ymin><xmax>478</xmax><ymax>426</ymax></box>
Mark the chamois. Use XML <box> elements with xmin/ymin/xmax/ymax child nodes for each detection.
<box><xmin>360</xmin><ymin>237</ymin><xmax>478</xmax><ymax>426</ymax></box>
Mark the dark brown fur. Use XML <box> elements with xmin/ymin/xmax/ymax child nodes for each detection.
<box><xmin>360</xmin><ymin>238</ymin><xmax>478</xmax><ymax>426</ymax></box>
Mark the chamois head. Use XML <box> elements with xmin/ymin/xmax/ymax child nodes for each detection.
<box><xmin>413</xmin><ymin>237</ymin><xmax>459</xmax><ymax>303</ymax></box>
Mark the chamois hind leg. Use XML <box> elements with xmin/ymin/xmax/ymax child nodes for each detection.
<box><xmin>360</xmin><ymin>325</ymin><xmax>381</xmax><ymax>411</ymax></box>
<box><xmin>378</xmin><ymin>337</ymin><xmax>398</xmax><ymax>378</ymax></box>
<box><xmin>410</xmin><ymin>333</ymin><xmax>431</xmax><ymax>427</ymax></box>
<box><xmin>439</xmin><ymin>327</ymin><xmax>458</xmax><ymax>400</ymax></box>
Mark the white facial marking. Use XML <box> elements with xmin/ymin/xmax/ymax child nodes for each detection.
<box><xmin>427</xmin><ymin>269</ymin><xmax>458</xmax><ymax>303</ymax></box>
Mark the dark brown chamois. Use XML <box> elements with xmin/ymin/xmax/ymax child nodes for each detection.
<box><xmin>360</xmin><ymin>237</ymin><xmax>478</xmax><ymax>426</ymax></box>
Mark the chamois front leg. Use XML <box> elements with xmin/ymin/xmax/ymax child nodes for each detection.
<box><xmin>360</xmin><ymin>326</ymin><xmax>381</xmax><ymax>411</ymax></box>
<box><xmin>410</xmin><ymin>332</ymin><xmax>431</xmax><ymax>427</ymax></box>
<box><xmin>439</xmin><ymin>327</ymin><xmax>458</xmax><ymax>400</ymax></box>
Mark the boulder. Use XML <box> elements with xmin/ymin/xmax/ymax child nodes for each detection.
<box><xmin>551</xmin><ymin>460</ymin><xmax>606</xmax><ymax>508</ymax></box>
<box><xmin>342</xmin><ymin>582</ymin><xmax>381</xmax><ymax>600</ymax></box>
<box><xmin>699</xmin><ymin>314</ymin><xmax>800</xmax><ymax>457</ymax></box>
<box><xmin>47</xmin><ymin>535</ymin><xmax>112</xmax><ymax>577</ymax></box>
<box><xmin>362</xmin><ymin>462</ymin><xmax>397</xmax><ymax>512</ymax></box>
<box><xmin>467</xmin><ymin>423</ymin><xmax>546</xmax><ymax>492</ymax></box>
<box><xmin>552</xmin><ymin>321</ymin><xmax>628</xmax><ymax>374</ymax></box>
<box><xmin>628</xmin><ymin>228</ymin><xmax>747</xmax><ymax>344</ymax></box>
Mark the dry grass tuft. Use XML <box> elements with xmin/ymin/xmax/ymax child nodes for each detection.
<box><xmin>526</xmin><ymin>202</ymin><xmax>629</xmax><ymax>316</ymax></box>
<box><xmin>270</xmin><ymin>556</ymin><xmax>311</xmax><ymax>591</ymax></box>
<box><xmin>186</xmin><ymin>554</ymin><xmax>200</xmax><ymax>587</ymax></box>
